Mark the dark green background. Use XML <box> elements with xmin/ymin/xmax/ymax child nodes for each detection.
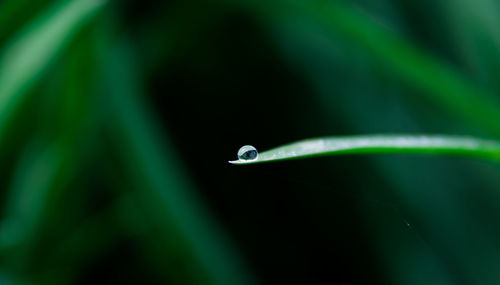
<box><xmin>2</xmin><ymin>0</ymin><xmax>500</xmax><ymax>284</ymax></box>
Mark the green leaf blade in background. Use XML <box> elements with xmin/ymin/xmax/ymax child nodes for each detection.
<box><xmin>0</xmin><ymin>1</ymin><xmax>108</xmax><ymax>283</ymax></box>
<box><xmin>251</xmin><ymin>0</ymin><xmax>500</xmax><ymax>138</ymax></box>
<box><xmin>105</xmin><ymin>40</ymin><xmax>256</xmax><ymax>285</ymax></box>
<box><xmin>0</xmin><ymin>0</ymin><xmax>105</xmax><ymax>142</ymax></box>
<box><xmin>230</xmin><ymin>135</ymin><xmax>500</xmax><ymax>164</ymax></box>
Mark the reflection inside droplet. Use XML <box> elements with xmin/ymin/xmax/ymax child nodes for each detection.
<box><xmin>237</xmin><ymin>145</ymin><xmax>258</xmax><ymax>161</ymax></box>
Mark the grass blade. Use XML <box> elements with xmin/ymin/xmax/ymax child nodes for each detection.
<box><xmin>249</xmin><ymin>0</ymin><xmax>500</xmax><ymax>137</ymax></box>
<box><xmin>0</xmin><ymin>0</ymin><xmax>104</xmax><ymax>141</ymax></box>
<box><xmin>229</xmin><ymin>135</ymin><xmax>500</xmax><ymax>164</ymax></box>
<box><xmin>105</xmin><ymin>41</ymin><xmax>256</xmax><ymax>285</ymax></box>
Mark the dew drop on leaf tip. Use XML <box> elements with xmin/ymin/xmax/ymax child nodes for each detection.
<box><xmin>237</xmin><ymin>145</ymin><xmax>258</xmax><ymax>161</ymax></box>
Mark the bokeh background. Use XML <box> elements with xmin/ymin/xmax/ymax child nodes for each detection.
<box><xmin>2</xmin><ymin>0</ymin><xmax>500</xmax><ymax>284</ymax></box>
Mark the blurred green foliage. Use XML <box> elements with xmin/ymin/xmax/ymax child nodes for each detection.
<box><xmin>2</xmin><ymin>0</ymin><xmax>500</xmax><ymax>284</ymax></box>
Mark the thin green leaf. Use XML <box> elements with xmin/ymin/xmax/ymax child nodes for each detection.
<box><xmin>105</xmin><ymin>41</ymin><xmax>256</xmax><ymax>285</ymax></box>
<box><xmin>0</xmin><ymin>0</ymin><xmax>104</xmax><ymax>141</ymax></box>
<box><xmin>229</xmin><ymin>135</ymin><xmax>500</xmax><ymax>164</ymax></box>
<box><xmin>249</xmin><ymin>0</ymin><xmax>500</xmax><ymax>137</ymax></box>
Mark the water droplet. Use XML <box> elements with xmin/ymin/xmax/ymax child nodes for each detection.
<box><xmin>238</xmin><ymin>145</ymin><xmax>258</xmax><ymax>161</ymax></box>
<box><xmin>403</xmin><ymin>219</ymin><xmax>412</xmax><ymax>229</ymax></box>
